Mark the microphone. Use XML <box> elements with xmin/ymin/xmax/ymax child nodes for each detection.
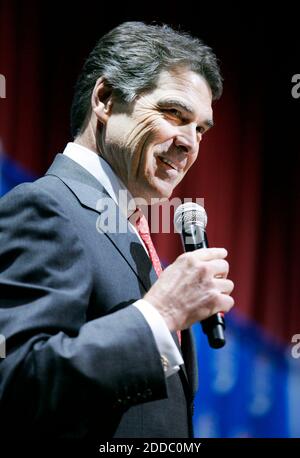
<box><xmin>174</xmin><ymin>202</ymin><xmax>226</xmax><ymax>349</ymax></box>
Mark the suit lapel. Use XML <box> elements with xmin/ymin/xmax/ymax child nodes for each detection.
<box><xmin>46</xmin><ymin>154</ymin><xmax>157</xmax><ymax>292</ymax></box>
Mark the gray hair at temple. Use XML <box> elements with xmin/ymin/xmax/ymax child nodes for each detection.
<box><xmin>70</xmin><ymin>21</ymin><xmax>223</xmax><ymax>138</ymax></box>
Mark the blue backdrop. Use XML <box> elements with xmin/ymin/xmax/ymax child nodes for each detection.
<box><xmin>193</xmin><ymin>315</ymin><xmax>300</xmax><ymax>438</ymax></box>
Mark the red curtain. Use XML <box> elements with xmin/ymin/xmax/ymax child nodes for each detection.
<box><xmin>0</xmin><ymin>1</ymin><xmax>299</xmax><ymax>343</ymax></box>
<box><xmin>0</xmin><ymin>0</ymin><xmax>44</xmax><ymax>172</ymax></box>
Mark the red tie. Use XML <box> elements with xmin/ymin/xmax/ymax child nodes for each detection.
<box><xmin>131</xmin><ymin>208</ymin><xmax>181</xmax><ymax>345</ymax></box>
<box><xmin>134</xmin><ymin>210</ymin><xmax>163</xmax><ymax>277</ymax></box>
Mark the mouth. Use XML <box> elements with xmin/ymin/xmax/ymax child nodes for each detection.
<box><xmin>157</xmin><ymin>155</ymin><xmax>180</xmax><ymax>172</ymax></box>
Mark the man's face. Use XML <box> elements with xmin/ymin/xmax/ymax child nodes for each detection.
<box><xmin>98</xmin><ymin>68</ymin><xmax>213</xmax><ymax>203</ymax></box>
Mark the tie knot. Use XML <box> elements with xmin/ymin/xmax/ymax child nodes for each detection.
<box><xmin>129</xmin><ymin>207</ymin><xmax>149</xmax><ymax>235</ymax></box>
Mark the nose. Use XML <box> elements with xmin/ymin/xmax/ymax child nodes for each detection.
<box><xmin>174</xmin><ymin>123</ymin><xmax>200</xmax><ymax>155</ymax></box>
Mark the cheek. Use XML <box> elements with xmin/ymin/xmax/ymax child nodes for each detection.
<box><xmin>141</xmin><ymin>121</ymin><xmax>177</xmax><ymax>161</ymax></box>
<box><xmin>135</xmin><ymin>110</ymin><xmax>174</xmax><ymax>140</ymax></box>
<box><xmin>125</xmin><ymin>121</ymin><xmax>157</xmax><ymax>152</ymax></box>
<box><xmin>105</xmin><ymin>115</ymin><xmax>130</xmax><ymax>147</ymax></box>
<box><xmin>150</xmin><ymin>118</ymin><xmax>177</xmax><ymax>141</ymax></box>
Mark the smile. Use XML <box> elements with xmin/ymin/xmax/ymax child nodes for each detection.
<box><xmin>158</xmin><ymin>156</ymin><xmax>179</xmax><ymax>171</ymax></box>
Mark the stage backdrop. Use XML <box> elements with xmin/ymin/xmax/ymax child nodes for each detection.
<box><xmin>1</xmin><ymin>0</ymin><xmax>299</xmax><ymax>437</ymax></box>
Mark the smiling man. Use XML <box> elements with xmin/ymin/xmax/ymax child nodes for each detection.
<box><xmin>86</xmin><ymin>67</ymin><xmax>213</xmax><ymax>202</ymax></box>
<box><xmin>0</xmin><ymin>22</ymin><xmax>234</xmax><ymax>438</ymax></box>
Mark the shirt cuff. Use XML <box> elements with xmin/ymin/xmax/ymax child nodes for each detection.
<box><xmin>133</xmin><ymin>299</ymin><xmax>184</xmax><ymax>378</ymax></box>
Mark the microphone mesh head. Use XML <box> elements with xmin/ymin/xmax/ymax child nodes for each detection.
<box><xmin>174</xmin><ymin>202</ymin><xmax>207</xmax><ymax>234</ymax></box>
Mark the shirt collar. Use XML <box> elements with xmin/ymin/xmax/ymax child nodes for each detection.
<box><xmin>63</xmin><ymin>142</ymin><xmax>136</xmax><ymax>219</ymax></box>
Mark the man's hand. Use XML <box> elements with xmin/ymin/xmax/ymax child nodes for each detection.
<box><xmin>144</xmin><ymin>248</ymin><xmax>234</xmax><ymax>331</ymax></box>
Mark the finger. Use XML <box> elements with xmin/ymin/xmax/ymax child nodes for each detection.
<box><xmin>215</xmin><ymin>294</ymin><xmax>234</xmax><ymax>313</ymax></box>
<box><xmin>214</xmin><ymin>278</ymin><xmax>234</xmax><ymax>295</ymax></box>
<box><xmin>194</xmin><ymin>247</ymin><xmax>228</xmax><ymax>261</ymax></box>
<box><xmin>209</xmin><ymin>259</ymin><xmax>229</xmax><ymax>278</ymax></box>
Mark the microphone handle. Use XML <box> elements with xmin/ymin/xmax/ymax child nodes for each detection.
<box><xmin>181</xmin><ymin>225</ymin><xmax>226</xmax><ymax>349</ymax></box>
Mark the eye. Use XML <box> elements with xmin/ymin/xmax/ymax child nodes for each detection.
<box><xmin>167</xmin><ymin>108</ymin><xmax>182</xmax><ymax>117</ymax></box>
<box><xmin>161</xmin><ymin>108</ymin><xmax>182</xmax><ymax>119</ymax></box>
<box><xmin>196</xmin><ymin>125</ymin><xmax>205</xmax><ymax>134</ymax></box>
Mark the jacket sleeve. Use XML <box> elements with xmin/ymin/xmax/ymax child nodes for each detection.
<box><xmin>0</xmin><ymin>183</ymin><xmax>167</xmax><ymax>436</ymax></box>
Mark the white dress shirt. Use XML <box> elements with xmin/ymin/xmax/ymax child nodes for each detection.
<box><xmin>63</xmin><ymin>142</ymin><xmax>183</xmax><ymax>377</ymax></box>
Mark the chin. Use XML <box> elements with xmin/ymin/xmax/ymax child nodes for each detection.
<box><xmin>150</xmin><ymin>185</ymin><xmax>174</xmax><ymax>202</ymax></box>
<box><xmin>132</xmin><ymin>177</ymin><xmax>176</xmax><ymax>203</ymax></box>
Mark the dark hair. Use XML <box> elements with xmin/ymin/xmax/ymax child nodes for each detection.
<box><xmin>70</xmin><ymin>21</ymin><xmax>223</xmax><ymax>138</ymax></box>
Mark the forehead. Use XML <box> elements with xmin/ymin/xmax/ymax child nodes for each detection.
<box><xmin>152</xmin><ymin>68</ymin><xmax>213</xmax><ymax>115</ymax></box>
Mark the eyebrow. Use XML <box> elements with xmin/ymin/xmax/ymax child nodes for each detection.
<box><xmin>157</xmin><ymin>98</ymin><xmax>214</xmax><ymax>129</ymax></box>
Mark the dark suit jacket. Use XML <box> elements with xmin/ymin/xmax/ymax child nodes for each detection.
<box><xmin>0</xmin><ymin>154</ymin><xmax>198</xmax><ymax>438</ymax></box>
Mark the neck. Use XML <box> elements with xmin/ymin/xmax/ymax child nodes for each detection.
<box><xmin>74</xmin><ymin>123</ymin><xmax>98</xmax><ymax>155</ymax></box>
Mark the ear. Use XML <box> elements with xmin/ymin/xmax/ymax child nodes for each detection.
<box><xmin>91</xmin><ymin>77</ymin><xmax>113</xmax><ymax>124</ymax></box>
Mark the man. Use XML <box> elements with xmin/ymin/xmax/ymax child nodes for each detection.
<box><xmin>0</xmin><ymin>22</ymin><xmax>234</xmax><ymax>438</ymax></box>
